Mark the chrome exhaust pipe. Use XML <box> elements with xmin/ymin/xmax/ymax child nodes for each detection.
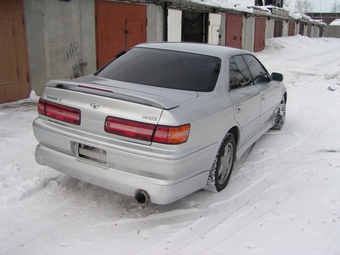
<box><xmin>134</xmin><ymin>189</ymin><xmax>150</xmax><ymax>204</ymax></box>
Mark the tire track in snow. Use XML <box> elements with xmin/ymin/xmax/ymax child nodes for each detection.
<box><xmin>64</xmin><ymin>124</ymin><xmax>322</xmax><ymax>247</ymax></box>
<box><xmin>144</xmin><ymin>124</ymin><xmax>323</xmax><ymax>254</ymax></box>
<box><xmin>155</xmin><ymin>167</ymin><xmax>317</xmax><ymax>255</ymax></box>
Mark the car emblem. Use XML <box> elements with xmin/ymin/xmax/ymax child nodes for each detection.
<box><xmin>90</xmin><ymin>102</ymin><xmax>100</xmax><ymax>109</ymax></box>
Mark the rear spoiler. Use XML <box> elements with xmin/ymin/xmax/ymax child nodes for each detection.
<box><xmin>46</xmin><ymin>80</ymin><xmax>180</xmax><ymax>110</ymax></box>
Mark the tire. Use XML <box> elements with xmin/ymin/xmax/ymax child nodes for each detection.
<box><xmin>206</xmin><ymin>134</ymin><xmax>236</xmax><ymax>192</ymax></box>
<box><xmin>271</xmin><ymin>96</ymin><xmax>286</xmax><ymax>130</ymax></box>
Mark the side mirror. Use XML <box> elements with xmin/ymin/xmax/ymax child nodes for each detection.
<box><xmin>271</xmin><ymin>72</ymin><xmax>283</xmax><ymax>82</ymax></box>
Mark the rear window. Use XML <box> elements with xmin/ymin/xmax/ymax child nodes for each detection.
<box><xmin>96</xmin><ymin>47</ymin><xmax>221</xmax><ymax>92</ymax></box>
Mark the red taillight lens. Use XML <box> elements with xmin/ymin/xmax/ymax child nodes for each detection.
<box><xmin>105</xmin><ymin>116</ymin><xmax>190</xmax><ymax>145</ymax></box>
<box><xmin>38</xmin><ymin>98</ymin><xmax>81</xmax><ymax>125</ymax></box>
<box><xmin>38</xmin><ymin>98</ymin><xmax>46</xmax><ymax>115</ymax></box>
<box><xmin>153</xmin><ymin>124</ymin><xmax>190</xmax><ymax>144</ymax></box>
<box><xmin>105</xmin><ymin>117</ymin><xmax>155</xmax><ymax>142</ymax></box>
<box><xmin>45</xmin><ymin>101</ymin><xmax>81</xmax><ymax>125</ymax></box>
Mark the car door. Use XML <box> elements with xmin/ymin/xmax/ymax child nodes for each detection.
<box><xmin>228</xmin><ymin>55</ymin><xmax>261</xmax><ymax>150</ymax></box>
<box><xmin>243</xmin><ymin>54</ymin><xmax>282</xmax><ymax>128</ymax></box>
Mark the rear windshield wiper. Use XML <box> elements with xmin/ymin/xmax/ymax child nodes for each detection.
<box><xmin>115</xmin><ymin>50</ymin><xmax>126</xmax><ymax>59</ymax></box>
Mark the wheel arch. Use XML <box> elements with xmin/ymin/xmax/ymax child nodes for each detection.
<box><xmin>283</xmin><ymin>91</ymin><xmax>287</xmax><ymax>103</ymax></box>
<box><xmin>227</xmin><ymin>126</ymin><xmax>240</xmax><ymax>151</ymax></box>
<box><xmin>205</xmin><ymin>126</ymin><xmax>239</xmax><ymax>192</ymax></box>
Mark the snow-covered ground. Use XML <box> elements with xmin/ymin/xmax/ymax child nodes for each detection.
<box><xmin>1</xmin><ymin>35</ymin><xmax>340</xmax><ymax>255</ymax></box>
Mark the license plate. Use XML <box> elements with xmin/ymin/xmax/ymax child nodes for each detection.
<box><xmin>78</xmin><ymin>144</ymin><xmax>107</xmax><ymax>165</ymax></box>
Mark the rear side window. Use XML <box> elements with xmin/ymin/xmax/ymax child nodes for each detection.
<box><xmin>96</xmin><ymin>47</ymin><xmax>221</xmax><ymax>92</ymax></box>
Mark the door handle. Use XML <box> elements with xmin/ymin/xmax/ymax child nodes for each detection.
<box><xmin>236</xmin><ymin>106</ymin><xmax>242</xmax><ymax>112</ymax></box>
<box><xmin>262</xmin><ymin>95</ymin><xmax>266</xmax><ymax>101</ymax></box>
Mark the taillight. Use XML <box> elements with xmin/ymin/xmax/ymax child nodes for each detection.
<box><xmin>38</xmin><ymin>98</ymin><xmax>81</xmax><ymax>125</ymax></box>
<box><xmin>104</xmin><ymin>116</ymin><xmax>190</xmax><ymax>145</ymax></box>
<box><xmin>153</xmin><ymin>124</ymin><xmax>190</xmax><ymax>144</ymax></box>
<box><xmin>38</xmin><ymin>98</ymin><xmax>45</xmax><ymax>115</ymax></box>
<box><xmin>105</xmin><ymin>117</ymin><xmax>155</xmax><ymax>142</ymax></box>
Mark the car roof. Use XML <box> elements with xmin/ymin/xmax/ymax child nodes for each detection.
<box><xmin>135</xmin><ymin>42</ymin><xmax>250</xmax><ymax>58</ymax></box>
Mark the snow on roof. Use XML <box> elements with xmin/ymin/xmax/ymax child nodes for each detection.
<box><xmin>330</xmin><ymin>19</ymin><xmax>340</xmax><ymax>26</ymax></box>
<box><xmin>178</xmin><ymin>0</ymin><xmax>325</xmax><ymax>25</ymax></box>
<box><xmin>188</xmin><ymin>0</ymin><xmax>253</xmax><ymax>13</ymax></box>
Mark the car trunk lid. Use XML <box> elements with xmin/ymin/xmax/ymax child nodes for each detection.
<box><xmin>46</xmin><ymin>76</ymin><xmax>198</xmax><ymax>109</ymax></box>
<box><xmin>41</xmin><ymin>77</ymin><xmax>197</xmax><ymax>145</ymax></box>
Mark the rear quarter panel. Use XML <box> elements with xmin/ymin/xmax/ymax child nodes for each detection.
<box><xmin>158</xmin><ymin>89</ymin><xmax>237</xmax><ymax>178</ymax></box>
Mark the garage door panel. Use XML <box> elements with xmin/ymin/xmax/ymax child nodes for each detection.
<box><xmin>167</xmin><ymin>9</ymin><xmax>182</xmax><ymax>42</ymax></box>
<box><xmin>0</xmin><ymin>19</ymin><xmax>19</xmax><ymax>86</ymax></box>
<box><xmin>226</xmin><ymin>14</ymin><xmax>242</xmax><ymax>49</ymax></box>
<box><xmin>0</xmin><ymin>0</ymin><xmax>30</xmax><ymax>103</ymax></box>
<box><xmin>96</xmin><ymin>1</ymin><xmax>146</xmax><ymax>68</ymax></box>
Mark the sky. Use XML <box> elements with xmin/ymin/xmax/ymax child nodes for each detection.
<box><xmin>289</xmin><ymin>0</ymin><xmax>336</xmax><ymax>13</ymax></box>
<box><xmin>236</xmin><ymin>0</ymin><xmax>337</xmax><ymax>13</ymax></box>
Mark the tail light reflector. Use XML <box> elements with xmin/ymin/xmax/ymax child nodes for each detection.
<box><xmin>104</xmin><ymin>117</ymin><xmax>190</xmax><ymax>144</ymax></box>
<box><xmin>38</xmin><ymin>98</ymin><xmax>81</xmax><ymax>125</ymax></box>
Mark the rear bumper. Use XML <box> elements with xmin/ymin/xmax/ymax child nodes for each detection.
<box><xmin>35</xmin><ymin>143</ymin><xmax>210</xmax><ymax>204</ymax></box>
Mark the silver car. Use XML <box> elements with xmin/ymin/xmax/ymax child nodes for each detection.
<box><xmin>33</xmin><ymin>43</ymin><xmax>286</xmax><ymax>205</ymax></box>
